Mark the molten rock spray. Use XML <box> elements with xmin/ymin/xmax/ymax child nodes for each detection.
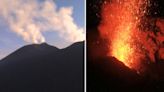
<box><xmin>99</xmin><ymin>0</ymin><xmax>164</xmax><ymax>71</ymax></box>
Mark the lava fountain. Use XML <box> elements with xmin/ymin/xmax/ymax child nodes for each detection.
<box><xmin>99</xmin><ymin>0</ymin><xmax>151</xmax><ymax>69</ymax></box>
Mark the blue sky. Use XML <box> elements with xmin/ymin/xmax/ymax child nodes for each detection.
<box><xmin>0</xmin><ymin>0</ymin><xmax>84</xmax><ymax>59</ymax></box>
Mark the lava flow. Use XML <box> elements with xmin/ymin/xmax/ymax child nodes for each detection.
<box><xmin>99</xmin><ymin>0</ymin><xmax>164</xmax><ymax>70</ymax></box>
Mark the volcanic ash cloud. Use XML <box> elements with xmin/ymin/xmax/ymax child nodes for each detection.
<box><xmin>0</xmin><ymin>0</ymin><xmax>85</xmax><ymax>44</ymax></box>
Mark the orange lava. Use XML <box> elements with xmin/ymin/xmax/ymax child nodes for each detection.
<box><xmin>98</xmin><ymin>0</ymin><xmax>164</xmax><ymax>72</ymax></box>
<box><xmin>99</xmin><ymin>0</ymin><xmax>149</xmax><ymax>69</ymax></box>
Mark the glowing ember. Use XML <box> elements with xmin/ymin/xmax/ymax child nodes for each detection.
<box><xmin>99</xmin><ymin>0</ymin><xmax>149</xmax><ymax>69</ymax></box>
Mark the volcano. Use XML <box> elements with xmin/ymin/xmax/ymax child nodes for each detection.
<box><xmin>0</xmin><ymin>42</ymin><xmax>84</xmax><ymax>92</ymax></box>
<box><xmin>87</xmin><ymin>0</ymin><xmax>164</xmax><ymax>91</ymax></box>
<box><xmin>87</xmin><ymin>31</ymin><xmax>164</xmax><ymax>92</ymax></box>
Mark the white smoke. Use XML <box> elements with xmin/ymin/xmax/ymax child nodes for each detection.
<box><xmin>0</xmin><ymin>0</ymin><xmax>85</xmax><ymax>44</ymax></box>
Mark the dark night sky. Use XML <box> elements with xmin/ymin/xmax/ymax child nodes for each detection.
<box><xmin>87</xmin><ymin>0</ymin><xmax>164</xmax><ymax>28</ymax></box>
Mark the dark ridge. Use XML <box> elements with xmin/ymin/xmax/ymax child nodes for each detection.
<box><xmin>63</xmin><ymin>41</ymin><xmax>84</xmax><ymax>50</ymax></box>
<box><xmin>0</xmin><ymin>41</ymin><xmax>84</xmax><ymax>92</ymax></box>
<box><xmin>1</xmin><ymin>42</ymin><xmax>59</xmax><ymax>62</ymax></box>
<box><xmin>23</xmin><ymin>42</ymin><xmax>59</xmax><ymax>50</ymax></box>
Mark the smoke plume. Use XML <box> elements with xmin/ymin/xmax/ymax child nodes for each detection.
<box><xmin>0</xmin><ymin>0</ymin><xmax>85</xmax><ymax>44</ymax></box>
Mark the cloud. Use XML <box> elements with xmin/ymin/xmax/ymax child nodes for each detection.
<box><xmin>0</xmin><ymin>0</ymin><xmax>85</xmax><ymax>44</ymax></box>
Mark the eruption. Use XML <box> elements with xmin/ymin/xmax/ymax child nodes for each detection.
<box><xmin>99</xmin><ymin>0</ymin><xmax>164</xmax><ymax>70</ymax></box>
<box><xmin>0</xmin><ymin>0</ymin><xmax>84</xmax><ymax>44</ymax></box>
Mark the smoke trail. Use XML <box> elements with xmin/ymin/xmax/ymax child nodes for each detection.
<box><xmin>0</xmin><ymin>0</ymin><xmax>85</xmax><ymax>44</ymax></box>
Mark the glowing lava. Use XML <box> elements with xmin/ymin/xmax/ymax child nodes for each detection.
<box><xmin>111</xmin><ymin>23</ymin><xmax>134</xmax><ymax>68</ymax></box>
<box><xmin>99</xmin><ymin>0</ymin><xmax>149</xmax><ymax>69</ymax></box>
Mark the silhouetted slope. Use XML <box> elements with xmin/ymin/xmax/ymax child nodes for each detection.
<box><xmin>88</xmin><ymin>56</ymin><xmax>141</xmax><ymax>92</ymax></box>
<box><xmin>0</xmin><ymin>41</ymin><xmax>84</xmax><ymax>92</ymax></box>
<box><xmin>88</xmin><ymin>55</ymin><xmax>164</xmax><ymax>92</ymax></box>
<box><xmin>1</xmin><ymin>43</ymin><xmax>59</xmax><ymax>62</ymax></box>
<box><xmin>87</xmin><ymin>27</ymin><xmax>164</xmax><ymax>92</ymax></box>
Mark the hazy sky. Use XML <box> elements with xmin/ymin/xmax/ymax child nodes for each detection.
<box><xmin>0</xmin><ymin>0</ymin><xmax>84</xmax><ymax>59</ymax></box>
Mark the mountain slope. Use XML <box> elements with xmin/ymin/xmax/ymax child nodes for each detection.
<box><xmin>87</xmin><ymin>29</ymin><xmax>164</xmax><ymax>92</ymax></box>
<box><xmin>0</xmin><ymin>41</ymin><xmax>84</xmax><ymax>92</ymax></box>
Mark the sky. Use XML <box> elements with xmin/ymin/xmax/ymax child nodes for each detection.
<box><xmin>0</xmin><ymin>0</ymin><xmax>85</xmax><ymax>59</ymax></box>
